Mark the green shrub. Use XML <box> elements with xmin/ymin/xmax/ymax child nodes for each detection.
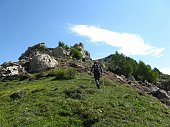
<box><xmin>66</xmin><ymin>68</ymin><xmax>77</xmax><ymax>79</ymax></box>
<box><xmin>38</xmin><ymin>44</ymin><xmax>49</xmax><ymax>53</ymax></box>
<box><xmin>58</xmin><ymin>41</ymin><xmax>69</xmax><ymax>50</ymax></box>
<box><xmin>46</xmin><ymin>69</ymin><xmax>59</xmax><ymax>77</ymax></box>
<box><xmin>104</xmin><ymin>51</ymin><xmax>159</xmax><ymax>82</ymax></box>
<box><xmin>19</xmin><ymin>73</ymin><xmax>36</xmax><ymax>81</ymax></box>
<box><xmin>35</xmin><ymin>72</ymin><xmax>48</xmax><ymax>79</ymax></box>
<box><xmin>54</xmin><ymin>68</ymin><xmax>77</xmax><ymax>80</ymax></box>
<box><xmin>58</xmin><ymin>41</ymin><xmax>65</xmax><ymax>47</ymax></box>
<box><xmin>34</xmin><ymin>68</ymin><xmax>77</xmax><ymax>80</ymax></box>
<box><xmin>55</xmin><ymin>69</ymin><xmax>66</xmax><ymax>80</ymax></box>
<box><xmin>64</xmin><ymin>87</ymin><xmax>84</xmax><ymax>99</ymax></box>
<box><xmin>135</xmin><ymin>61</ymin><xmax>159</xmax><ymax>82</ymax></box>
<box><xmin>70</xmin><ymin>48</ymin><xmax>82</xmax><ymax>60</ymax></box>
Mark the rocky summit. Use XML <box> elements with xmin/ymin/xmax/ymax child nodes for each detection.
<box><xmin>0</xmin><ymin>42</ymin><xmax>91</xmax><ymax>75</ymax></box>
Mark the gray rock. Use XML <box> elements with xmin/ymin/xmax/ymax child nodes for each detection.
<box><xmin>6</xmin><ymin>66</ymin><xmax>19</xmax><ymax>76</ymax></box>
<box><xmin>127</xmin><ymin>75</ymin><xmax>135</xmax><ymax>81</ymax></box>
<box><xmin>152</xmin><ymin>89</ymin><xmax>170</xmax><ymax>99</ymax></box>
<box><xmin>29</xmin><ymin>53</ymin><xmax>58</xmax><ymax>73</ymax></box>
<box><xmin>162</xmin><ymin>80</ymin><xmax>170</xmax><ymax>91</ymax></box>
<box><xmin>0</xmin><ymin>61</ymin><xmax>25</xmax><ymax>76</ymax></box>
<box><xmin>50</xmin><ymin>46</ymin><xmax>67</xmax><ymax>57</ymax></box>
<box><xmin>149</xmin><ymin>85</ymin><xmax>159</xmax><ymax>93</ymax></box>
<box><xmin>19</xmin><ymin>43</ymin><xmax>46</xmax><ymax>60</ymax></box>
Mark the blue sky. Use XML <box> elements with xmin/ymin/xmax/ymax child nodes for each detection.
<box><xmin>1</xmin><ymin>0</ymin><xmax>170</xmax><ymax>74</ymax></box>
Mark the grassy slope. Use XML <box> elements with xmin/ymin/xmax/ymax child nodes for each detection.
<box><xmin>0</xmin><ymin>72</ymin><xmax>170</xmax><ymax>127</ymax></box>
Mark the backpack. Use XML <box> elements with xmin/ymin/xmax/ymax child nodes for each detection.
<box><xmin>93</xmin><ymin>64</ymin><xmax>101</xmax><ymax>73</ymax></box>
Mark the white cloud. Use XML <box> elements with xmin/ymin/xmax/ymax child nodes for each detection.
<box><xmin>70</xmin><ymin>25</ymin><xmax>164</xmax><ymax>56</ymax></box>
<box><xmin>160</xmin><ymin>68</ymin><xmax>170</xmax><ymax>75</ymax></box>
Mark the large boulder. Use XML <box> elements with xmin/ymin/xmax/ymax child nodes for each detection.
<box><xmin>160</xmin><ymin>80</ymin><xmax>170</xmax><ymax>91</ymax></box>
<box><xmin>29</xmin><ymin>53</ymin><xmax>58</xmax><ymax>73</ymax></box>
<box><xmin>152</xmin><ymin>89</ymin><xmax>170</xmax><ymax>100</ymax></box>
<box><xmin>151</xmin><ymin>89</ymin><xmax>170</xmax><ymax>106</ymax></box>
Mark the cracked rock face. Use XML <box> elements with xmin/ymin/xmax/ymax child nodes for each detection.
<box><xmin>29</xmin><ymin>53</ymin><xmax>58</xmax><ymax>73</ymax></box>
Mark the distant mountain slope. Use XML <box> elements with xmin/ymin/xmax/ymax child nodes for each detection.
<box><xmin>0</xmin><ymin>70</ymin><xmax>170</xmax><ymax>127</ymax></box>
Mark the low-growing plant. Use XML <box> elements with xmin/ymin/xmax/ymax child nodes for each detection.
<box><xmin>66</xmin><ymin>68</ymin><xmax>77</xmax><ymax>79</ymax></box>
<box><xmin>64</xmin><ymin>87</ymin><xmax>84</xmax><ymax>99</ymax></box>
<box><xmin>54</xmin><ymin>68</ymin><xmax>77</xmax><ymax>80</ymax></box>
<box><xmin>38</xmin><ymin>44</ymin><xmax>49</xmax><ymax>53</ymax></box>
<box><xmin>35</xmin><ymin>72</ymin><xmax>48</xmax><ymax>79</ymax></box>
<box><xmin>19</xmin><ymin>73</ymin><xmax>36</xmax><ymax>81</ymax></box>
<box><xmin>64</xmin><ymin>86</ymin><xmax>96</xmax><ymax>100</ymax></box>
<box><xmin>55</xmin><ymin>69</ymin><xmax>66</xmax><ymax>80</ymax></box>
<box><xmin>70</xmin><ymin>47</ymin><xmax>82</xmax><ymax>60</ymax></box>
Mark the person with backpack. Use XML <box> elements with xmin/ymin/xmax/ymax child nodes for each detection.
<box><xmin>90</xmin><ymin>61</ymin><xmax>102</xmax><ymax>89</ymax></box>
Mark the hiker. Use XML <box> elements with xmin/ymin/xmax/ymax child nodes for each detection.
<box><xmin>90</xmin><ymin>61</ymin><xmax>102</xmax><ymax>89</ymax></box>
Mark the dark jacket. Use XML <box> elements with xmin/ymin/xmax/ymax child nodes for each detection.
<box><xmin>91</xmin><ymin>64</ymin><xmax>102</xmax><ymax>76</ymax></box>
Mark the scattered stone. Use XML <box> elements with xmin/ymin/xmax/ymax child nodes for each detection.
<box><xmin>10</xmin><ymin>91</ymin><xmax>27</xmax><ymax>101</ymax></box>
<box><xmin>127</xmin><ymin>75</ymin><xmax>135</xmax><ymax>81</ymax></box>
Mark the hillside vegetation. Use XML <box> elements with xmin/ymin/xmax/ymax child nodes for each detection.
<box><xmin>101</xmin><ymin>51</ymin><xmax>160</xmax><ymax>83</ymax></box>
<box><xmin>0</xmin><ymin>69</ymin><xmax>170</xmax><ymax>127</ymax></box>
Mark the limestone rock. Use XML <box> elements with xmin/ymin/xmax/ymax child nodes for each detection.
<box><xmin>49</xmin><ymin>46</ymin><xmax>68</xmax><ymax>57</ymax></box>
<box><xmin>19</xmin><ymin>43</ymin><xmax>46</xmax><ymax>60</ymax></box>
<box><xmin>0</xmin><ymin>61</ymin><xmax>24</xmax><ymax>76</ymax></box>
<box><xmin>29</xmin><ymin>53</ymin><xmax>58</xmax><ymax>73</ymax></box>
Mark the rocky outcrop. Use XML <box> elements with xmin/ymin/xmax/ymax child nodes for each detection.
<box><xmin>29</xmin><ymin>52</ymin><xmax>58</xmax><ymax>73</ymax></box>
<box><xmin>19</xmin><ymin>43</ymin><xmax>46</xmax><ymax>60</ymax></box>
<box><xmin>158</xmin><ymin>80</ymin><xmax>170</xmax><ymax>91</ymax></box>
<box><xmin>0</xmin><ymin>42</ymin><xmax>92</xmax><ymax>76</ymax></box>
<box><xmin>151</xmin><ymin>89</ymin><xmax>170</xmax><ymax>106</ymax></box>
<box><xmin>47</xmin><ymin>46</ymin><xmax>68</xmax><ymax>57</ymax></box>
<box><xmin>0</xmin><ymin>62</ymin><xmax>24</xmax><ymax>76</ymax></box>
<box><xmin>19</xmin><ymin>42</ymin><xmax>91</xmax><ymax>61</ymax></box>
<box><xmin>152</xmin><ymin>89</ymin><xmax>170</xmax><ymax>99</ymax></box>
